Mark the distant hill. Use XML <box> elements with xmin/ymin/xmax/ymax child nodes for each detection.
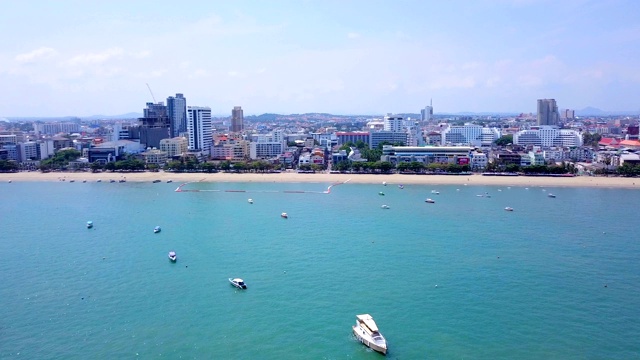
<box><xmin>575</xmin><ymin>107</ymin><xmax>640</xmax><ymax>116</ymax></box>
<box><xmin>81</xmin><ymin>112</ymin><xmax>142</xmax><ymax>120</ymax></box>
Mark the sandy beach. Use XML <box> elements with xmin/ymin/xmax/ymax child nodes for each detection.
<box><xmin>0</xmin><ymin>171</ymin><xmax>638</xmax><ymax>188</ymax></box>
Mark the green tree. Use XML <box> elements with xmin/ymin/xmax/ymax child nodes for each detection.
<box><xmin>494</xmin><ymin>135</ymin><xmax>513</xmax><ymax>146</ymax></box>
<box><xmin>0</xmin><ymin>160</ymin><xmax>18</xmax><ymax>172</ymax></box>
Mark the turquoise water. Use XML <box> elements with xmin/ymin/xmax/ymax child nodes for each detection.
<box><xmin>1</xmin><ymin>181</ymin><xmax>639</xmax><ymax>359</ymax></box>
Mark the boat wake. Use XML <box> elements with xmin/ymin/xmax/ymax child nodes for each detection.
<box><xmin>175</xmin><ymin>178</ymin><xmax>350</xmax><ymax>195</ymax></box>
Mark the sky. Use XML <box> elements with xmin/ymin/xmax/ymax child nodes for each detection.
<box><xmin>1</xmin><ymin>0</ymin><xmax>639</xmax><ymax>117</ymax></box>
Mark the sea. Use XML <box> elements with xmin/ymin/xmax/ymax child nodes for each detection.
<box><xmin>1</xmin><ymin>180</ymin><xmax>639</xmax><ymax>359</ymax></box>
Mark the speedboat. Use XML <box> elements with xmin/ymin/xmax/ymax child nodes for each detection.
<box><xmin>281</xmin><ymin>212</ymin><xmax>288</xmax><ymax>219</ymax></box>
<box><xmin>86</xmin><ymin>221</ymin><xmax>93</xmax><ymax>229</ymax></box>
<box><xmin>505</xmin><ymin>207</ymin><xmax>514</xmax><ymax>211</ymax></box>
<box><xmin>381</xmin><ymin>205</ymin><xmax>390</xmax><ymax>209</ymax></box>
<box><xmin>110</xmin><ymin>179</ymin><xmax>116</xmax><ymax>183</ymax></box>
<box><xmin>398</xmin><ymin>184</ymin><xmax>404</xmax><ymax>189</ymax></box>
<box><xmin>167</xmin><ymin>180</ymin><xmax>173</xmax><ymax>183</ymax></box>
<box><xmin>431</xmin><ymin>190</ymin><xmax>439</xmax><ymax>194</ymax></box>
<box><xmin>425</xmin><ymin>198</ymin><xmax>435</xmax><ymax>203</ymax></box>
<box><xmin>382</xmin><ymin>181</ymin><xmax>387</xmax><ymax>186</ymax></box>
<box><xmin>69</xmin><ymin>180</ymin><xmax>75</xmax><ymax>183</ymax></box>
<box><xmin>352</xmin><ymin>314</ymin><xmax>387</xmax><ymax>355</ymax></box>
<box><xmin>548</xmin><ymin>193</ymin><xmax>556</xmax><ymax>198</ymax></box>
<box><xmin>379</xmin><ymin>192</ymin><xmax>385</xmax><ymax>196</ymax></box>
<box><xmin>82</xmin><ymin>180</ymin><xmax>87</xmax><ymax>183</ymax></box>
<box><xmin>168</xmin><ymin>251</ymin><xmax>177</xmax><ymax>262</ymax></box>
<box><xmin>154</xmin><ymin>226</ymin><xmax>161</xmax><ymax>233</ymax></box>
<box><xmin>153</xmin><ymin>179</ymin><xmax>161</xmax><ymax>183</ymax></box>
<box><xmin>229</xmin><ymin>278</ymin><xmax>247</xmax><ymax>289</ymax></box>
<box><xmin>248</xmin><ymin>198</ymin><xmax>253</xmax><ymax>204</ymax></box>
<box><xmin>97</xmin><ymin>179</ymin><xmax>102</xmax><ymax>182</ymax></box>
<box><xmin>119</xmin><ymin>179</ymin><xmax>126</xmax><ymax>183</ymax></box>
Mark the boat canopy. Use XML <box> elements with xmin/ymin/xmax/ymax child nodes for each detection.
<box><xmin>233</xmin><ymin>278</ymin><xmax>244</xmax><ymax>283</ymax></box>
<box><xmin>169</xmin><ymin>251</ymin><xmax>176</xmax><ymax>256</ymax></box>
<box><xmin>356</xmin><ymin>314</ymin><xmax>379</xmax><ymax>332</ymax></box>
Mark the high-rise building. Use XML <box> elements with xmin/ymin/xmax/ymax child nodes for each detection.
<box><xmin>167</xmin><ymin>94</ymin><xmax>187</xmax><ymax>137</ymax></box>
<box><xmin>231</xmin><ymin>106</ymin><xmax>244</xmax><ymax>132</ymax></box>
<box><xmin>537</xmin><ymin>99</ymin><xmax>559</xmax><ymax>126</ymax></box>
<box><xmin>138</xmin><ymin>102</ymin><xmax>170</xmax><ymax>148</ymax></box>
<box><xmin>187</xmin><ymin>106</ymin><xmax>212</xmax><ymax>153</ymax></box>
<box><xmin>383</xmin><ymin>113</ymin><xmax>404</xmax><ymax>132</ymax></box>
<box><xmin>421</xmin><ymin>99</ymin><xmax>434</xmax><ymax>122</ymax></box>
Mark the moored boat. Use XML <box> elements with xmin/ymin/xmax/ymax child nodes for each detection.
<box><xmin>154</xmin><ymin>226</ymin><xmax>161</xmax><ymax>233</ymax></box>
<box><xmin>379</xmin><ymin>192</ymin><xmax>385</xmax><ymax>196</ymax></box>
<box><xmin>152</xmin><ymin>179</ymin><xmax>161</xmax><ymax>183</ymax></box>
<box><xmin>548</xmin><ymin>193</ymin><xmax>556</xmax><ymax>198</ymax></box>
<box><xmin>425</xmin><ymin>198</ymin><xmax>435</xmax><ymax>203</ymax></box>
<box><xmin>167</xmin><ymin>180</ymin><xmax>173</xmax><ymax>183</ymax></box>
<box><xmin>229</xmin><ymin>278</ymin><xmax>247</xmax><ymax>289</ymax></box>
<box><xmin>352</xmin><ymin>314</ymin><xmax>387</xmax><ymax>355</ymax></box>
<box><xmin>248</xmin><ymin>198</ymin><xmax>253</xmax><ymax>204</ymax></box>
<box><xmin>505</xmin><ymin>207</ymin><xmax>514</xmax><ymax>211</ymax></box>
<box><xmin>168</xmin><ymin>251</ymin><xmax>177</xmax><ymax>262</ymax></box>
<box><xmin>381</xmin><ymin>205</ymin><xmax>390</xmax><ymax>209</ymax></box>
<box><xmin>281</xmin><ymin>212</ymin><xmax>288</xmax><ymax>219</ymax></box>
<box><xmin>86</xmin><ymin>221</ymin><xmax>93</xmax><ymax>229</ymax></box>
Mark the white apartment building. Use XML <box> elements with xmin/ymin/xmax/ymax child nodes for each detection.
<box><xmin>441</xmin><ymin>124</ymin><xmax>501</xmax><ymax>147</ymax></box>
<box><xmin>383</xmin><ymin>114</ymin><xmax>404</xmax><ymax>132</ymax></box>
<box><xmin>513</xmin><ymin>126</ymin><xmax>582</xmax><ymax>148</ymax></box>
<box><xmin>187</xmin><ymin>106</ymin><xmax>212</xmax><ymax>153</ymax></box>
<box><xmin>470</xmin><ymin>151</ymin><xmax>488</xmax><ymax>169</ymax></box>
<box><xmin>249</xmin><ymin>130</ymin><xmax>286</xmax><ymax>159</ymax></box>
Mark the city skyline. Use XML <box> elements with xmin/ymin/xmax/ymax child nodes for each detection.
<box><xmin>1</xmin><ymin>0</ymin><xmax>639</xmax><ymax>117</ymax></box>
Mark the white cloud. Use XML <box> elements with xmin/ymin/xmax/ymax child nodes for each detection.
<box><xmin>15</xmin><ymin>47</ymin><xmax>57</xmax><ymax>63</ymax></box>
<box><xmin>66</xmin><ymin>48</ymin><xmax>124</xmax><ymax>66</ymax></box>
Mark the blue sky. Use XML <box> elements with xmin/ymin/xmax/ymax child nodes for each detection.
<box><xmin>1</xmin><ymin>0</ymin><xmax>639</xmax><ymax>117</ymax></box>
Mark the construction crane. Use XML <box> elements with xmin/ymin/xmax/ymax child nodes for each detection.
<box><xmin>146</xmin><ymin>83</ymin><xmax>157</xmax><ymax>103</ymax></box>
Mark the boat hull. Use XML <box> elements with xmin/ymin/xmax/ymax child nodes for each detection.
<box><xmin>352</xmin><ymin>326</ymin><xmax>387</xmax><ymax>355</ymax></box>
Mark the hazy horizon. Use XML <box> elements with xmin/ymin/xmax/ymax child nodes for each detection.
<box><xmin>2</xmin><ymin>0</ymin><xmax>639</xmax><ymax>117</ymax></box>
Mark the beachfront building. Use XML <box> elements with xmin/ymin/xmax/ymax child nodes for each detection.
<box><xmin>370</xmin><ymin>131</ymin><xmax>408</xmax><ymax>149</ymax></box>
<box><xmin>140</xmin><ymin>148</ymin><xmax>168</xmax><ymax>165</ymax></box>
<box><xmin>470</xmin><ymin>151</ymin><xmax>488</xmax><ymax>170</ymax></box>
<box><xmin>159</xmin><ymin>137</ymin><xmax>188</xmax><ymax>158</ymax></box>
<box><xmin>513</xmin><ymin>126</ymin><xmax>582</xmax><ymax>148</ymax></box>
<box><xmin>249</xmin><ymin>130</ymin><xmax>286</xmax><ymax>160</ymax></box>
<box><xmin>139</xmin><ymin>102</ymin><xmax>171</xmax><ymax>149</ymax></box>
<box><xmin>381</xmin><ymin>145</ymin><xmax>472</xmax><ymax>165</ymax></box>
<box><xmin>187</xmin><ymin>106</ymin><xmax>213</xmax><ymax>153</ymax></box>
<box><xmin>211</xmin><ymin>140</ymin><xmax>250</xmax><ymax>161</ymax></box>
<box><xmin>87</xmin><ymin>140</ymin><xmax>143</xmax><ymax>164</ymax></box>
<box><xmin>441</xmin><ymin>124</ymin><xmax>501</xmax><ymax>147</ymax></box>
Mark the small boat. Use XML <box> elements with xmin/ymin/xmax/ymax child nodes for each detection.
<box><xmin>425</xmin><ymin>198</ymin><xmax>435</xmax><ymax>203</ymax></box>
<box><xmin>97</xmin><ymin>179</ymin><xmax>102</xmax><ymax>183</ymax></box>
<box><xmin>379</xmin><ymin>192</ymin><xmax>385</xmax><ymax>196</ymax></box>
<box><xmin>86</xmin><ymin>221</ymin><xmax>93</xmax><ymax>229</ymax></box>
<box><xmin>82</xmin><ymin>180</ymin><xmax>87</xmax><ymax>183</ymax></box>
<box><xmin>69</xmin><ymin>180</ymin><xmax>75</xmax><ymax>183</ymax></box>
<box><xmin>167</xmin><ymin>180</ymin><xmax>173</xmax><ymax>183</ymax></box>
<box><xmin>352</xmin><ymin>314</ymin><xmax>387</xmax><ymax>355</ymax></box>
<box><xmin>398</xmin><ymin>184</ymin><xmax>404</xmax><ymax>189</ymax></box>
<box><xmin>431</xmin><ymin>190</ymin><xmax>439</xmax><ymax>194</ymax></box>
<box><xmin>382</xmin><ymin>181</ymin><xmax>387</xmax><ymax>186</ymax></box>
<box><xmin>152</xmin><ymin>180</ymin><xmax>161</xmax><ymax>183</ymax></box>
<box><xmin>168</xmin><ymin>251</ymin><xmax>177</xmax><ymax>262</ymax></box>
<box><xmin>281</xmin><ymin>212</ymin><xmax>288</xmax><ymax>219</ymax></box>
<box><xmin>381</xmin><ymin>205</ymin><xmax>390</xmax><ymax>209</ymax></box>
<box><xmin>119</xmin><ymin>179</ymin><xmax>126</xmax><ymax>183</ymax></box>
<box><xmin>505</xmin><ymin>207</ymin><xmax>514</xmax><ymax>211</ymax></box>
<box><xmin>229</xmin><ymin>278</ymin><xmax>247</xmax><ymax>289</ymax></box>
<box><xmin>109</xmin><ymin>179</ymin><xmax>115</xmax><ymax>183</ymax></box>
<box><xmin>548</xmin><ymin>194</ymin><xmax>556</xmax><ymax>198</ymax></box>
<box><xmin>154</xmin><ymin>226</ymin><xmax>161</xmax><ymax>233</ymax></box>
<box><xmin>248</xmin><ymin>198</ymin><xmax>253</xmax><ymax>204</ymax></box>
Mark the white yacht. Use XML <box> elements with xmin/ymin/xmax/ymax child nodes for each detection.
<box><xmin>86</xmin><ymin>221</ymin><xmax>93</xmax><ymax>229</ymax></box>
<box><xmin>425</xmin><ymin>198</ymin><xmax>435</xmax><ymax>203</ymax></box>
<box><xmin>352</xmin><ymin>314</ymin><xmax>387</xmax><ymax>355</ymax></box>
<box><xmin>229</xmin><ymin>278</ymin><xmax>247</xmax><ymax>289</ymax></box>
<box><xmin>381</xmin><ymin>205</ymin><xmax>390</xmax><ymax>209</ymax></box>
<box><xmin>154</xmin><ymin>226</ymin><xmax>161</xmax><ymax>233</ymax></box>
<box><xmin>168</xmin><ymin>251</ymin><xmax>177</xmax><ymax>262</ymax></box>
<box><xmin>548</xmin><ymin>193</ymin><xmax>557</xmax><ymax>198</ymax></box>
<box><xmin>248</xmin><ymin>198</ymin><xmax>253</xmax><ymax>204</ymax></box>
<box><xmin>505</xmin><ymin>207</ymin><xmax>514</xmax><ymax>211</ymax></box>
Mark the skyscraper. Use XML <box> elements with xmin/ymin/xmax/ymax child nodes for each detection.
<box><xmin>187</xmin><ymin>106</ymin><xmax>213</xmax><ymax>153</ymax></box>
<box><xmin>167</xmin><ymin>93</ymin><xmax>187</xmax><ymax>137</ymax></box>
<box><xmin>421</xmin><ymin>99</ymin><xmax>433</xmax><ymax>122</ymax></box>
<box><xmin>231</xmin><ymin>106</ymin><xmax>244</xmax><ymax>132</ymax></box>
<box><xmin>537</xmin><ymin>99</ymin><xmax>559</xmax><ymax>126</ymax></box>
<box><xmin>383</xmin><ymin>113</ymin><xmax>404</xmax><ymax>132</ymax></box>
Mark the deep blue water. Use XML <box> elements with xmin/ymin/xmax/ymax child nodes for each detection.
<box><xmin>1</xmin><ymin>181</ymin><xmax>639</xmax><ymax>359</ymax></box>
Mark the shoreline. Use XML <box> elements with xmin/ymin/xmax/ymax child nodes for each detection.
<box><xmin>1</xmin><ymin>171</ymin><xmax>639</xmax><ymax>188</ymax></box>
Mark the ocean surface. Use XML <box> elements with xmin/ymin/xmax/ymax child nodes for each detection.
<box><xmin>1</xmin><ymin>180</ymin><xmax>639</xmax><ymax>359</ymax></box>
